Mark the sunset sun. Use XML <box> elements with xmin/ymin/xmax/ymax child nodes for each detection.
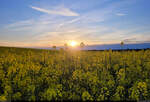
<box><xmin>69</xmin><ymin>41</ymin><xmax>77</xmax><ymax>47</ymax></box>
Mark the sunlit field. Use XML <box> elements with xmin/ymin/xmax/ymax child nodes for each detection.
<box><xmin>0</xmin><ymin>47</ymin><xmax>150</xmax><ymax>101</ymax></box>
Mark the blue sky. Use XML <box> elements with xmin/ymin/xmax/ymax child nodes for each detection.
<box><xmin>0</xmin><ymin>0</ymin><xmax>150</xmax><ymax>47</ymax></box>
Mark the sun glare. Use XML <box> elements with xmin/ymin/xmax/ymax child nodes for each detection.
<box><xmin>69</xmin><ymin>41</ymin><xmax>77</xmax><ymax>47</ymax></box>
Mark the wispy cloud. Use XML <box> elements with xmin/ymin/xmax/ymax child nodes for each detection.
<box><xmin>30</xmin><ymin>6</ymin><xmax>79</xmax><ymax>16</ymax></box>
<box><xmin>123</xmin><ymin>33</ymin><xmax>150</xmax><ymax>43</ymax></box>
<box><xmin>116</xmin><ymin>13</ymin><xmax>127</xmax><ymax>16</ymax></box>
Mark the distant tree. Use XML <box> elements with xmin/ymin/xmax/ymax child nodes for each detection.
<box><xmin>120</xmin><ymin>41</ymin><xmax>124</xmax><ymax>50</ymax></box>
<box><xmin>64</xmin><ymin>43</ymin><xmax>68</xmax><ymax>50</ymax></box>
<box><xmin>80</xmin><ymin>42</ymin><xmax>85</xmax><ymax>50</ymax></box>
<box><xmin>52</xmin><ymin>46</ymin><xmax>56</xmax><ymax>50</ymax></box>
<box><xmin>60</xmin><ymin>48</ymin><xmax>64</xmax><ymax>51</ymax></box>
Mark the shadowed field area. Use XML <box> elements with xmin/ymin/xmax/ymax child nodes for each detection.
<box><xmin>0</xmin><ymin>47</ymin><xmax>150</xmax><ymax>101</ymax></box>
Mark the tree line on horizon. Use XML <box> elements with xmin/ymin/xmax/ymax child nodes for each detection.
<box><xmin>52</xmin><ymin>41</ymin><xmax>125</xmax><ymax>50</ymax></box>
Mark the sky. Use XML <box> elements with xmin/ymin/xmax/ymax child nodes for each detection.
<box><xmin>0</xmin><ymin>0</ymin><xmax>150</xmax><ymax>47</ymax></box>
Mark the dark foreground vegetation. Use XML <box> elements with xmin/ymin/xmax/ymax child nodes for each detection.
<box><xmin>0</xmin><ymin>47</ymin><xmax>150</xmax><ymax>101</ymax></box>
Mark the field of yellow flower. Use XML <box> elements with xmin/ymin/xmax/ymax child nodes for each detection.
<box><xmin>0</xmin><ymin>47</ymin><xmax>150</xmax><ymax>101</ymax></box>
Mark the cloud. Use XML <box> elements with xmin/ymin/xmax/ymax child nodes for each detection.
<box><xmin>123</xmin><ymin>33</ymin><xmax>150</xmax><ymax>44</ymax></box>
<box><xmin>30</xmin><ymin>6</ymin><xmax>79</xmax><ymax>16</ymax></box>
<box><xmin>4</xmin><ymin>20</ymin><xmax>33</xmax><ymax>29</ymax></box>
<box><xmin>116</xmin><ymin>13</ymin><xmax>127</xmax><ymax>16</ymax></box>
